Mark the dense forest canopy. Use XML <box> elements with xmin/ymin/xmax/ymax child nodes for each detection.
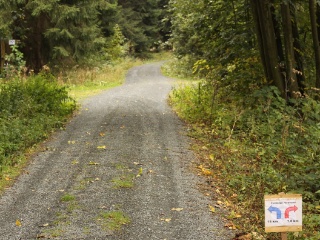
<box><xmin>0</xmin><ymin>0</ymin><xmax>170</xmax><ymax>72</ymax></box>
<box><xmin>1</xmin><ymin>0</ymin><xmax>320</xmax><ymax>98</ymax></box>
<box><xmin>170</xmin><ymin>0</ymin><xmax>320</xmax><ymax>100</ymax></box>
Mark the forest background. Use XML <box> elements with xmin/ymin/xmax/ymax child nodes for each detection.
<box><xmin>0</xmin><ymin>0</ymin><xmax>320</xmax><ymax>239</ymax></box>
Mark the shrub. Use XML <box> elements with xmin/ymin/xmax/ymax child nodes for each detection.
<box><xmin>0</xmin><ymin>73</ymin><xmax>76</xmax><ymax>166</ymax></box>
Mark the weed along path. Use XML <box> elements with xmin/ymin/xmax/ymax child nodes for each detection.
<box><xmin>0</xmin><ymin>62</ymin><xmax>233</xmax><ymax>239</ymax></box>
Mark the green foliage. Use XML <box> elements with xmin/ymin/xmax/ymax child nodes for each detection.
<box><xmin>2</xmin><ymin>45</ymin><xmax>26</xmax><ymax>78</ymax></box>
<box><xmin>98</xmin><ymin>210</ymin><xmax>131</xmax><ymax>231</ymax></box>
<box><xmin>104</xmin><ymin>24</ymin><xmax>128</xmax><ymax>61</ymax></box>
<box><xmin>0</xmin><ymin>73</ymin><xmax>76</xmax><ymax>167</ymax></box>
<box><xmin>169</xmin><ymin>0</ymin><xmax>264</xmax><ymax>93</ymax></box>
<box><xmin>0</xmin><ymin>0</ymin><xmax>170</xmax><ymax>70</ymax></box>
<box><xmin>169</xmin><ymin>77</ymin><xmax>320</xmax><ymax>238</ymax></box>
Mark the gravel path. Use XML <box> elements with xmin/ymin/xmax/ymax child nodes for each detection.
<box><xmin>0</xmin><ymin>62</ymin><xmax>233</xmax><ymax>240</ymax></box>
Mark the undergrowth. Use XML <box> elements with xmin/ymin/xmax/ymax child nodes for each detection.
<box><xmin>166</xmin><ymin>59</ymin><xmax>320</xmax><ymax>239</ymax></box>
<box><xmin>0</xmin><ymin>72</ymin><xmax>76</xmax><ymax>179</ymax></box>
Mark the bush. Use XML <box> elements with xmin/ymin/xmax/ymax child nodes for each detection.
<box><xmin>0</xmin><ymin>73</ymin><xmax>76</xmax><ymax>167</ymax></box>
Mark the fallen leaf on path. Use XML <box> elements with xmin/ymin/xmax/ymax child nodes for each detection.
<box><xmin>68</xmin><ymin>141</ymin><xmax>76</xmax><ymax>144</ymax></box>
<box><xmin>88</xmin><ymin>161</ymin><xmax>100</xmax><ymax>166</ymax></box>
<box><xmin>225</xmin><ymin>222</ymin><xmax>237</xmax><ymax>230</ymax></box>
<box><xmin>133</xmin><ymin>162</ymin><xmax>142</xmax><ymax>166</ymax></box>
<box><xmin>198</xmin><ymin>165</ymin><xmax>213</xmax><ymax>176</ymax></box>
<box><xmin>161</xmin><ymin>218</ymin><xmax>172</xmax><ymax>222</ymax></box>
<box><xmin>16</xmin><ymin>219</ymin><xmax>22</xmax><ymax>227</ymax></box>
<box><xmin>98</xmin><ymin>206</ymin><xmax>108</xmax><ymax>209</ymax></box>
<box><xmin>97</xmin><ymin>145</ymin><xmax>107</xmax><ymax>150</ymax></box>
<box><xmin>209</xmin><ymin>205</ymin><xmax>215</xmax><ymax>213</ymax></box>
<box><xmin>39</xmin><ymin>223</ymin><xmax>49</xmax><ymax>227</ymax></box>
<box><xmin>217</xmin><ymin>200</ymin><xmax>223</xmax><ymax>205</ymax></box>
<box><xmin>71</xmin><ymin>160</ymin><xmax>79</xmax><ymax>165</ymax></box>
<box><xmin>171</xmin><ymin>208</ymin><xmax>183</xmax><ymax>212</ymax></box>
<box><xmin>136</xmin><ymin>167</ymin><xmax>143</xmax><ymax>177</ymax></box>
<box><xmin>99</xmin><ymin>132</ymin><xmax>105</xmax><ymax>137</ymax></box>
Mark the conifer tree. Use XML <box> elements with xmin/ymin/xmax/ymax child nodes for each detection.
<box><xmin>0</xmin><ymin>0</ymin><xmax>112</xmax><ymax>71</ymax></box>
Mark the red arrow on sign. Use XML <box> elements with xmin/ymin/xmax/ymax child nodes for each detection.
<box><xmin>285</xmin><ymin>205</ymin><xmax>298</xmax><ymax>218</ymax></box>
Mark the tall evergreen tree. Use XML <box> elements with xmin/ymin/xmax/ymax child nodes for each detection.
<box><xmin>0</xmin><ymin>0</ymin><xmax>112</xmax><ymax>71</ymax></box>
<box><xmin>116</xmin><ymin>0</ymin><xmax>164</xmax><ymax>53</ymax></box>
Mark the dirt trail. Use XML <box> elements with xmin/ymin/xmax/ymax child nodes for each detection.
<box><xmin>0</xmin><ymin>62</ymin><xmax>233</xmax><ymax>239</ymax></box>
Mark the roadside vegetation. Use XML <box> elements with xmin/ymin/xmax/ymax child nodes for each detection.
<box><xmin>0</xmin><ymin>70</ymin><xmax>76</xmax><ymax>190</ymax></box>
<box><xmin>165</xmin><ymin>60</ymin><xmax>320</xmax><ymax>240</ymax></box>
<box><xmin>167</xmin><ymin>1</ymin><xmax>320</xmax><ymax>239</ymax></box>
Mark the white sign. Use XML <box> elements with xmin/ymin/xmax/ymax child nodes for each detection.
<box><xmin>9</xmin><ymin>40</ymin><xmax>16</xmax><ymax>46</ymax></box>
<box><xmin>265</xmin><ymin>194</ymin><xmax>302</xmax><ymax>232</ymax></box>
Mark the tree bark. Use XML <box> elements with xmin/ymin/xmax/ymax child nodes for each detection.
<box><xmin>309</xmin><ymin>0</ymin><xmax>320</xmax><ymax>88</ymax></box>
<box><xmin>250</xmin><ymin>0</ymin><xmax>286</xmax><ymax>97</ymax></box>
<box><xmin>291</xmin><ymin>4</ymin><xmax>305</xmax><ymax>94</ymax></box>
<box><xmin>281</xmin><ymin>3</ymin><xmax>300</xmax><ymax>98</ymax></box>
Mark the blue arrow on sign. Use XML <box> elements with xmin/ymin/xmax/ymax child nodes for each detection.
<box><xmin>268</xmin><ymin>206</ymin><xmax>282</xmax><ymax>219</ymax></box>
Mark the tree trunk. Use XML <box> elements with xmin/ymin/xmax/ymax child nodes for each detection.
<box><xmin>291</xmin><ymin>4</ymin><xmax>305</xmax><ymax>94</ymax></box>
<box><xmin>309</xmin><ymin>0</ymin><xmax>320</xmax><ymax>88</ymax></box>
<box><xmin>271</xmin><ymin>5</ymin><xmax>284</xmax><ymax>64</ymax></box>
<box><xmin>281</xmin><ymin>3</ymin><xmax>300</xmax><ymax>98</ymax></box>
<box><xmin>250</xmin><ymin>0</ymin><xmax>286</xmax><ymax>97</ymax></box>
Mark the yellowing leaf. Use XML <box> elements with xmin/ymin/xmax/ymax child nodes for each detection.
<box><xmin>68</xmin><ymin>141</ymin><xmax>76</xmax><ymax>144</ymax></box>
<box><xmin>161</xmin><ymin>218</ymin><xmax>172</xmax><ymax>222</ymax></box>
<box><xmin>225</xmin><ymin>222</ymin><xmax>237</xmax><ymax>230</ymax></box>
<box><xmin>88</xmin><ymin>161</ymin><xmax>100</xmax><ymax>166</ymax></box>
<box><xmin>99</xmin><ymin>132</ymin><xmax>106</xmax><ymax>137</ymax></box>
<box><xmin>198</xmin><ymin>165</ymin><xmax>213</xmax><ymax>176</ymax></box>
<box><xmin>136</xmin><ymin>167</ymin><xmax>143</xmax><ymax>177</ymax></box>
<box><xmin>171</xmin><ymin>208</ymin><xmax>183</xmax><ymax>212</ymax></box>
<box><xmin>71</xmin><ymin>160</ymin><xmax>79</xmax><ymax>165</ymax></box>
<box><xmin>16</xmin><ymin>219</ymin><xmax>22</xmax><ymax>227</ymax></box>
<box><xmin>209</xmin><ymin>154</ymin><xmax>215</xmax><ymax>161</ymax></box>
<box><xmin>5</xmin><ymin>177</ymin><xmax>11</xmax><ymax>181</ymax></box>
<box><xmin>97</xmin><ymin>145</ymin><xmax>107</xmax><ymax>150</ymax></box>
<box><xmin>217</xmin><ymin>200</ymin><xmax>223</xmax><ymax>205</ymax></box>
<box><xmin>209</xmin><ymin>205</ymin><xmax>215</xmax><ymax>213</ymax></box>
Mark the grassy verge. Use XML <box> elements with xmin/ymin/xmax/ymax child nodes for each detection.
<box><xmin>165</xmin><ymin>59</ymin><xmax>320</xmax><ymax>240</ymax></box>
<box><xmin>66</xmin><ymin>52</ymin><xmax>172</xmax><ymax>101</ymax></box>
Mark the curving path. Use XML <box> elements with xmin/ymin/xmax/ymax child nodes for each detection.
<box><xmin>0</xmin><ymin>62</ymin><xmax>233</xmax><ymax>240</ymax></box>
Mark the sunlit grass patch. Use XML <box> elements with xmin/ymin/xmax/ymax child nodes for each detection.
<box><xmin>97</xmin><ymin>210</ymin><xmax>131</xmax><ymax>231</ymax></box>
<box><xmin>111</xmin><ymin>175</ymin><xmax>135</xmax><ymax>189</ymax></box>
